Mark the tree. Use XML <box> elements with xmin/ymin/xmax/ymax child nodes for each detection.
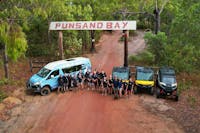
<box><xmin>144</xmin><ymin>32</ymin><xmax>167</xmax><ymax>64</ymax></box>
<box><xmin>0</xmin><ymin>21</ymin><xmax>27</xmax><ymax>78</ymax></box>
<box><xmin>0</xmin><ymin>0</ymin><xmax>28</xmax><ymax>78</ymax></box>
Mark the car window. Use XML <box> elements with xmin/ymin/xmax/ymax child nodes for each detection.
<box><xmin>62</xmin><ymin>67</ymin><xmax>71</xmax><ymax>74</ymax></box>
<box><xmin>70</xmin><ymin>66</ymin><xmax>77</xmax><ymax>72</ymax></box>
<box><xmin>76</xmin><ymin>65</ymin><xmax>82</xmax><ymax>71</ymax></box>
<box><xmin>62</xmin><ymin>64</ymin><xmax>85</xmax><ymax>75</ymax></box>
<box><xmin>48</xmin><ymin>70</ymin><xmax>59</xmax><ymax>79</ymax></box>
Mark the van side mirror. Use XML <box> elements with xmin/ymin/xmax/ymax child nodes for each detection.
<box><xmin>51</xmin><ymin>75</ymin><xmax>54</xmax><ymax>78</ymax></box>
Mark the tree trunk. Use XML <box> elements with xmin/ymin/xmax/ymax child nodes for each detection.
<box><xmin>154</xmin><ymin>8</ymin><xmax>160</xmax><ymax>34</ymax></box>
<box><xmin>47</xmin><ymin>20</ymin><xmax>52</xmax><ymax>45</ymax></box>
<box><xmin>90</xmin><ymin>30</ymin><xmax>95</xmax><ymax>52</ymax></box>
<box><xmin>81</xmin><ymin>31</ymin><xmax>84</xmax><ymax>54</ymax></box>
<box><xmin>58</xmin><ymin>31</ymin><xmax>64</xmax><ymax>59</ymax></box>
<box><xmin>3</xmin><ymin>44</ymin><xmax>9</xmax><ymax>79</ymax></box>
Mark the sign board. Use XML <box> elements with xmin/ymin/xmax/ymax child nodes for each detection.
<box><xmin>49</xmin><ymin>21</ymin><xmax>136</xmax><ymax>31</ymax></box>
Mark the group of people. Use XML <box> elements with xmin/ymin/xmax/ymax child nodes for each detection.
<box><xmin>57</xmin><ymin>69</ymin><xmax>134</xmax><ymax>98</ymax></box>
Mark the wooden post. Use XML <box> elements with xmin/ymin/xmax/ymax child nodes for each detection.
<box><xmin>90</xmin><ymin>30</ymin><xmax>95</xmax><ymax>52</ymax></box>
<box><xmin>29</xmin><ymin>59</ymin><xmax>33</xmax><ymax>72</ymax></box>
<box><xmin>123</xmin><ymin>30</ymin><xmax>128</xmax><ymax>67</ymax></box>
<box><xmin>58</xmin><ymin>31</ymin><xmax>64</xmax><ymax>59</ymax></box>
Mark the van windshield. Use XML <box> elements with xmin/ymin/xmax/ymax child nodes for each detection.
<box><xmin>37</xmin><ymin>67</ymin><xmax>51</xmax><ymax>78</ymax></box>
<box><xmin>137</xmin><ymin>71</ymin><xmax>153</xmax><ymax>81</ymax></box>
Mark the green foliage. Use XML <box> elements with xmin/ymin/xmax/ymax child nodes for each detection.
<box><xmin>187</xmin><ymin>95</ymin><xmax>197</xmax><ymax>108</ymax></box>
<box><xmin>163</xmin><ymin>43</ymin><xmax>197</xmax><ymax>73</ymax></box>
<box><xmin>0</xmin><ymin>22</ymin><xmax>27</xmax><ymax>61</ymax></box>
<box><xmin>0</xmin><ymin>78</ymin><xmax>9</xmax><ymax>86</ymax></box>
<box><xmin>65</xmin><ymin>38</ymin><xmax>82</xmax><ymax>55</ymax></box>
<box><xmin>129</xmin><ymin>50</ymin><xmax>155</xmax><ymax>66</ymax></box>
<box><xmin>26</xmin><ymin>44</ymin><xmax>56</xmax><ymax>57</ymax></box>
<box><xmin>167</xmin><ymin>1</ymin><xmax>200</xmax><ymax>72</ymax></box>
<box><xmin>144</xmin><ymin>32</ymin><xmax>167</xmax><ymax>64</ymax></box>
<box><xmin>178</xmin><ymin>81</ymin><xmax>192</xmax><ymax>93</ymax></box>
<box><xmin>0</xmin><ymin>90</ymin><xmax>7</xmax><ymax>102</ymax></box>
<box><xmin>0</xmin><ymin>59</ymin><xmax>3</xmax><ymax>66</ymax></box>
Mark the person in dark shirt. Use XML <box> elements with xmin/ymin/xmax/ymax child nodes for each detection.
<box><xmin>102</xmin><ymin>77</ymin><xmax>108</xmax><ymax>96</ymax></box>
<box><xmin>102</xmin><ymin>71</ymin><xmax>107</xmax><ymax>79</ymax></box>
<box><xmin>77</xmin><ymin>70</ymin><xmax>84</xmax><ymax>90</ymax></box>
<box><xmin>113</xmin><ymin>76</ymin><xmax>119</xmax><ymax>97</ymax></box>
<box><xmin>84</xmin><ymin>70</ymin><xmax>90</xmax><ymax>90</ymax></box>
<box><xmin>108</xmin><ymin>75</ymin><xmax>113</xmax><ymax>95</ymax></box>
<box><xmin>122</xmin><ymin>81</ymin><xmax>128</xmax><ymax>96</ymax></box>
<box><xmin>67</xmin><ymin>74</ymin><xmax>72</xmax><ymax>90</ymax></box>
<box><xmin>71</xmin><ymin>75</ymin><xmax>78</xmax><ymax>91</ymax></box>
<box><xmin>97</xmin><ymin>70</ymin><xmax>102</xmax><ymax>92</ymax></box>
<box><xmin>96</xmin><ymin>70</ymin><xmax>106</xmax><ymax>91</ymax></box>
<box><xmin>57</xmin><ymin>75</ymin><xmax>64</xmax><ymax>93</ymax></box>
<box><xmin>63</xmin><ymin>73</ymin><xmax>69</xmax><ymax>92</ymax></box>
<box><xmin>88</xmin><ymin>72</ymin><xmax>93</xmax><ymax>90</ymax></box>
<box><xmin>113</xmin><ymin>76</ymin><xmax>119</xmax><ymax>89</ymax></box>
<box><xmin>127</xmin><ymin>78</ymin><xmax>134</xmax><ymax>98</ymax></box>
<box><xmin>92</xmin><ymin>71</ymin><xmax>98</xmax><ymax>90</ymax></box>
<box><xmin>118</xmin><ymin>79</ymin><xmax>123</xmax><ymax>98</ymax></box>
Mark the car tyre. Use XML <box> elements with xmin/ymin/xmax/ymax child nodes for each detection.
<box><xmin>150</xmin><ymin>87</ymin><xmax>154</xmax><ymax>95</ymax></box>
<box><xmin>41</xmin><ymin>86</ymin><xmax>51</xmax><ymax>96</ymax></box>
<box><xmin>156</xmin><ymin>88</ymin><xmax>160</xmax><ymax>98</ymax></box>
<box><xmin>175</xmin><ymin>95</ymin><xmax>179</xmax><ymax>101</ymax></box>
<box><xmin>134</xmin><ymin>86</ymin><xmax>138</xmax><ymax>94</ymax></box>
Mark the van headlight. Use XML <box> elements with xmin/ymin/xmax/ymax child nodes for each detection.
<box><xmin>34</xmin><ymin>82</ymin><xmax>40</xmax><ymax>86</ymax></box>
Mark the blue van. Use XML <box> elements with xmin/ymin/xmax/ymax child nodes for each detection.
<box><xmin>26</xmin><ymin>57</ymin><xmax>92</xmax><ymax>96</ymax></box>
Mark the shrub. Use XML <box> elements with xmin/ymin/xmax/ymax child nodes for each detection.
<box><xmin>129</xmin><ymin>50</ymin><xmax>155</xmax><ymax>66</ymax></box>
<box><xmin>0</xmin><ymin>90</ymin><xmax>7</xmax><ymax>102</ymax></box>
<box><xmin>26</xmin><ymin>43</ymin><xmax>57</xmax><ymax>57</ymax></box>
<box><xmin>144</xmin><ymin>32</ymin><xmax>167</xmax><ymax>64</ymax></box>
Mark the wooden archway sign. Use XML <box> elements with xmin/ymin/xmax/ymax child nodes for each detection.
<box><xmin>49</xmin><ymin>21</ymin><xmax>136</xmax><ymax>66</ymax></box>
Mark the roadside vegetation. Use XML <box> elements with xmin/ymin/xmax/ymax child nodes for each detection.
<box><xmin>129</xmin><ymin>1</ymin><xmax>200</xmax><ymax>73</ymax></box>
<box><xmin>128</xmin><ymin>0</ymin><xmax>200</xmax><ymax>97</ymax></box>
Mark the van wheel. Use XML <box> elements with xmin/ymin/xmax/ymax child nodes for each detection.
<box><xmin>134</xmin><ymin>87</ymin><xmax>138</xmax><ymax>94</ymax></box>
<box><xmin>41</xmin><ymin>86</ymin><xmax>51</xmax><ymax>96</ymax></box>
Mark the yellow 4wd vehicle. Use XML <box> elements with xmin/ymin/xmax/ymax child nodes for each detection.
<box><xmin>134</xmin><ymin>66</ymin><xmax>154</xmax><ymax>95</ymax></box>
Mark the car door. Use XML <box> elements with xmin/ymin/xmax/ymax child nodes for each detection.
<box><xmin>45</xmin><ymin>69</ymin><xmax>60</xmax><ymax>90</ymax></box>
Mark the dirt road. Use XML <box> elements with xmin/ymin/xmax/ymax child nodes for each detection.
<box><xmin>1</xmin><ymin>31</ymin><xmax>184</xmax><ymax>133</ymax></box>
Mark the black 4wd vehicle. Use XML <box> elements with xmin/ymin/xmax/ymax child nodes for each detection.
<box><xmin>156</xmin><ymin>67</ymin><xmax>178</xmax><ymax>101</ymax></box>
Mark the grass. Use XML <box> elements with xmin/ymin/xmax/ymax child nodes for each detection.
<box><xmin>187</xmin><ymin>95</ymin><xmax>197</xmax><ymax>108</ymax></box>
<box><xmin>178</xmin><ymin>81</ymin><xmax>192</xmax><ymax>93</ymax></box>
<box><xmin>0</xmin><ymin>90</ymin><xmax>7</xmax><ymax>102</ymax></box>
<box><xmin>0</xmin><ymin>78</ymin><xmax>9</xmax><ymax>86</ymax></box>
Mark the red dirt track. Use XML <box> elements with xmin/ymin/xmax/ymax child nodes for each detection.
<box><xmin>1</xmin><ymin>31</ymin><xmax>184</xmax><ymax>133</ymax></box>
